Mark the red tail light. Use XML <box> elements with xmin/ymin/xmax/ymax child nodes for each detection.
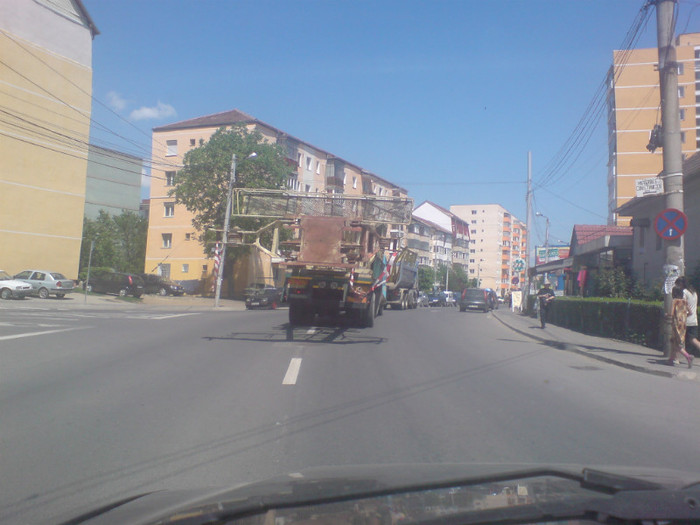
<box><xmin>128</xmin><ymin>275</ymin><xmax>133</xmax><ymax>285</ymax></box>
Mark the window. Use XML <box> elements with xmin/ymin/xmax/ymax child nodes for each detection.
<box><xmin>678</xmin><ymin>63</ymin><xmax>684</xmax><ymax>75</ymax></box>
<box><xmin>353</xmin><ymin>176</ymin><xmax>357</xmax><ymax>189</ymax></box>
<box><xmin>182</xmin><ymin>264</ymin><xmax>189</xmax><ymax>273</ymax></box>
<box><xmin>164</xmin><ymin>203</ymin><xmax>174</xmax><ymax>217</ymax></box>
<box><xmin>185</xmin><ymin>233</ymin><xmax>192</xmax><ymax>241</ymax></box>
<box><xmin>297</xmin><ymin>152</ymin><xmax>302</xmax><ymax>167</ymax></box>
<box><xmin>190</xmin><ymin>138</ymin><xmax>196</xmax><ymax>146</ymax></box>
<box><xmin>305</xmin><ymin>184</ymin><xmax>311</xmax><ymax>192</ymax></box>
<box><xmin>162</xmin><ymin>233</ymin><xmax>172</xmax><ymax>249</ymax></box>
<box><xmin>166</xmin><ymin>140</ymin><xmax>177</xmax><ymax>156</ymax></box>
<box><xmin>680</xmin><ymin>108</ymin><xmax>686</xmax><ymax>121</ymax></box>
<box><xmin>678</xmin><ymin>86</ymin><xmax>685</xmax><ymax>98</ymax></box>
<box><xmin>160</xmin><ymin>263</ymin><xmax>171</xmax><ymax>278</ymax></box>
<box><xmin>316</xmin><ymin>161</ymin><xmax>321</xmax><ymax>174</ymax></box>
<box><xmin>306</xmin><ymin>156</ymin><xmax>312</xmax><ymax>170</ymax></box>
<box><xmin>202</xmin><ymin>264</ymin><xmax>208</xmax><ymax>274</ymax></box>
<box><xmin>165</xmin><ymin>171</ymin><xmax>175</xmax><ymax>186</ymax></box>
<box><xmin>471</xmin><ymin>210</ymin><xmax>477</xmax><ymax>215</ymax></box>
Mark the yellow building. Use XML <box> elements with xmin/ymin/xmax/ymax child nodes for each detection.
<box><xmin>608</xmin><ymin>33</ymin><xmax>700</xmax><ymax>225</ymax></box>
<box><xmin>145</xmin><ymin>109</ymin><xmax>406</xmax><ymax>296</ymax></box>
<box><xmin>0</xmin><ymin>0</ymin><xmax>98</xmax><ymax>277</ymax></box>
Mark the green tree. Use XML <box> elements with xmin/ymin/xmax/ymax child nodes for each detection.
<box><xmin>79</xmin><ymin>210</ymin><xmax>148</xmax><ymax>276</ymax></box>
<box><xmin>418</xmin><ymin>265</ymin><xmax>434</xmax><ymax>291</ymax></box>
<box><xmin>169</xmin><ymin>125</ymin><xmax>290</xmax><ymax>249</ymax></box>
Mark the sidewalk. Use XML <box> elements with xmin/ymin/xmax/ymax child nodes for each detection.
<box><xmin>492</xmin><ymin>308</ymin><xmax>699</xmax><ymax>383</ymax></box>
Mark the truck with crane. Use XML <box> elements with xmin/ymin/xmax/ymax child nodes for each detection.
<box><xmin>228</xmin><ymin>189</ymin><xmax>414</xmax><ymax>327</ymax></box>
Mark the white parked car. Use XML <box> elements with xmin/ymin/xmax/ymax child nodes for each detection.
<box><xmin>0</xmin><ymin>270</ymin><xmax>33</xmax><ymax>300</ymax></box>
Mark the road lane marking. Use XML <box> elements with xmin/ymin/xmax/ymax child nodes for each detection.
<box><xmin>125</xmin><ymin>313</ymin><xmax>201</xmax><ymax>320</ymax></box>
<box><xmin>282</xmin><ymin>357</ymin><xmax>302</xmax><ymax>385</ymax></box>
<box><xmin>0</xmin><ymin>327</ymin><xmax>83</xmax><ymax>341</ymax></box>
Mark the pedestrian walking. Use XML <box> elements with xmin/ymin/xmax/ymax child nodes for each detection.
<box><xmin>536</xmin><ymin>281</ymin><xmax>555</xmax><ymax>329</ymax></box>
<box><xmin>668</xmin><ymin>285</ymin><xmax>694</xmax><ymax>369</ymax></box>
<box><xmin>675</xmin><ymin>276</ymin><xmax>700</xmax><ymax>358</ymax></box>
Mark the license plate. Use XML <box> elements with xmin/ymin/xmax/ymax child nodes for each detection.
<box><xmin>251</xmin><ymin>301</ymin><xmax>260</xmax><ymax>306</ymax></box>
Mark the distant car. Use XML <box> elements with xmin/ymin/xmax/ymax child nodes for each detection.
<box><xmin>459</xmin><ymin>288</ymin><xmax>492</xmax><ymax>313</ymax></box>
<box><xmin>416</xmin><ymin>291</ymin><xmax>429</xmax><ymax>307</ymax></box>
<box><xmin>139</xmin><ymin>274</ymin><xmax>184</xmax><ymax>296</ymax></box>
<box><xmin>245</xmin><ymin>283</ymin><xmax>282</xmax><ymax>309</ymax></box>
<box><xmin>442</xmin><ymin>291</ymin><xmax>458</xmax><ymax>307</ymax></box>
<box><xmin>14</xmin><ymin>269</ymin><xmax>75</xmax><ymax>299</ymax></box>
<box><xmin>86</xmin><ymin>271</ymin><xmax>144</xmax><ymax>298</ymax></box>
<box><xmin>0</xmin><ymin>270</ymin><xmax>33</xmax><ymax>299</ymax></box>
<box><xmin>427</xmin><ymin>293</ymin><xmax>445</xmax><ymax>307</ymax></box>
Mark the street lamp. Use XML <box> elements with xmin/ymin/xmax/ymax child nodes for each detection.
<box><xmin>214</xmin><ymin>151</ymin><xmax>257</xmax><ymax>307</ymax></box>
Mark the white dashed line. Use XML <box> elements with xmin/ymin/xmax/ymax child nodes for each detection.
<box><xmin>282</xmin><ymin>358</ymin><xmax>302</xmax><ymax>385</ymax></box>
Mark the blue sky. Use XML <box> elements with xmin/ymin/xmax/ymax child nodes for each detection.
<box><xmin>82</xmin><ymin>0</ymin><xmax>697</xmax><ymax>250</ymax></box>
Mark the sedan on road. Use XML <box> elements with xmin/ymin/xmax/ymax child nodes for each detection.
<box><xmin>459</xmin><ymin>288</ymin><xmax>492</xmax><ymax>312</ymax></box>
<box><xmin>14</xmin><ymin>269</ymin><xmax>75</xmax><ymax>299</ymax></box>
<box><xmin>0</xmin><ymin>270</ymin><xmax>32</xmax><ymax>299</ymax></box>
<box><xmin>245</xmin><ymin>283</ymin><xmax>282</xmax><ymax>309</ymax></box>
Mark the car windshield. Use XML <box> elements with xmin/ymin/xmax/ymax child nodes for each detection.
<box><xmin>3</xmin><ymin>2</ymin><xmax>700</xmax><ymax>524</ymax></box>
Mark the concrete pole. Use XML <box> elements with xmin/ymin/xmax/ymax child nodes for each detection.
<box><xmin>214</xmin><ymin>153</ymin><xmax>237</xmax><ymax>307</ymax></box>
<box><xmin>656</xmin><ymin>0</ymin><xmax>685</xmax><ymax>356</ymax></box>
<box><xmin>525</xmin><ymin>152</ymin><xmax>532</xmax><ymax>296</ymax></box>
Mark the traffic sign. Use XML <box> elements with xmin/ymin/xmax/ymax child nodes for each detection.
<box><xmin>654</xmin><ymin>208</ymin><xmax>687</xmax><ymax>240</ymax></box>
<box><xmin>512</xmin><ymin>277</ymin><xmax>519</xmax><ymax>285</ymax></box>
<box><xmin>512</xmin><ymin>258</ymin><xmax>525</xmax><ymax>272</ymax></box>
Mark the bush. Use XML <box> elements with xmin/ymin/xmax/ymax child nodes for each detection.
<box><xmin>547</xmin><ymin>296</ymin><xmax>664</xmax><ymax>349</ymax></box>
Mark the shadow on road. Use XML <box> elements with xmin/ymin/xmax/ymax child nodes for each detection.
<box><xmin>204</xmin><ymin>323</ymin><xmax>385</xmax><ymax>345</ymax></box>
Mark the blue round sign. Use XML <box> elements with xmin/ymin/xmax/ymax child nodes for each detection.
<box><xmin>654</xmin><ymin>208</ymin><xmax>687</xmax><ymax>240</ymax></box>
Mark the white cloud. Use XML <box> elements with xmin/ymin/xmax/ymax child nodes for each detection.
<box><xmin>129</xmin><ymin>101</ymin><xmax>177</xmax><ymax>121</ymax></box>
<box><xmin>106</xmin><ymin>91</ymin><xmax>127</xmax><ymax>112</ymax></box>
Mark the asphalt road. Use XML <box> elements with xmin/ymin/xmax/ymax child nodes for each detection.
<box><xmin>1</xmin><ymin>302</ymin><xmax>699</xmax><ymax>523</ymax></box>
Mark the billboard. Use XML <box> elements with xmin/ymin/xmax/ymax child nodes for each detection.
<box><xmin>536</xmin><ymin>245</ymin><xmax>570</xmax><ymax>265</ymax></box>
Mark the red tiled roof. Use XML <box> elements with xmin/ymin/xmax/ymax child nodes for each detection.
<box><xmin>153</xmin><ymin>109</ymin><xmax>256</xmax><ymax>132</ymax></box>
<box><xmin>572</xmin><ymin>224</ymin><xmax>632</xmax><ymax>246</ymax></box>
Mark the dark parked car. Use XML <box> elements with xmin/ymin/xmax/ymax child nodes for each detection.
<box><xmin>459</xmin><ymin>288</ymin><xmax>492</xmax><ymax>312</ymax></box>
<box><xmin>86</xmin><ymin>272</ymin><xmax>144</xmax><ymax>298</ymax></box>
<box><xmin>245</xmin><ymin>283</ymin><xmax>282</xmax><ymax>309</ymax></box>
<box><xmin>139</xmin><ymin>274</ymin><xmax>184</xmax><ymax>296</ymax></box>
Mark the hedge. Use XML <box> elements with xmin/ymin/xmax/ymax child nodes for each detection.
<box><xmin>529</xmin><ymin>296</ymin><xmax>664</xmax><ymax>350</ymax></box>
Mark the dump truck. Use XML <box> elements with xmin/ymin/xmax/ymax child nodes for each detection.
<box><xmin>229</xmin><ymin>189</ymin><xmax>413</xmax><ymax>327</ymax></box>
<box><xmin>385</xmin><ymin>249</ymin><xmax>419</xmax><ymax>310</ymax></box>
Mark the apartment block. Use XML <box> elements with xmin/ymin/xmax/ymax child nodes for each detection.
<box><xmin>0</xmin><ymin>0</ymin><xmax>97</xmax><ymax>277</ymax></box>
<box><xmin>145</xmin><ymin>109</ymin><xmax>407</xmax><ymax>294</ymax></box>
<box><xmin>608</xmin><ymin>32</ymin><xmax>700</xmax><ymax>225</ymax></box>
<box><xmin>412</xmin><ymin>201</ymin><xmax>470</xmax><ymax>271</ymax></box>
<box><xmin>450</xmin><ymin>204</ymin><xmax>527</xmax><ymax>295</ymax></box>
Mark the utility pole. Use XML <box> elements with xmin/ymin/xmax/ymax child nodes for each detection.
<box><xmin>656</xmin><ymin>0</ymin><xmax>685</xmax><ymax>356</ymax></box>
<box><xmin>525</xmin><ymin>151</ymin><xmax>532</xmax><ymax>296</ymax></box>
<box><xmin>214</xmin><ymin>153</ymin><xmax>237</xmax><ymax>308</ymax></box>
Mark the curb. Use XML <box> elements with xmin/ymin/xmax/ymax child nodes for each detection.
<box><xmin>491</xmin><ymin>311</ymin><xmax>682</xmax><ymax>380</ymax></box>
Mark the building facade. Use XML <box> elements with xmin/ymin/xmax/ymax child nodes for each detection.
<box><xmin>85</xmin><ymin>145</ymin><xmax>143</xmax><ymax>219</ymax></box>
<box><xmin>412</xmin><ymin>201</ymin><xmax>470</xmax><ymax>271</ymax></box>
<box><xmin>607</xmin><ymin>32</ymin><xmax>700</xmax><ymax>225</ymax></box>
<box><xmin>144</xmin><ymin>109</ymin><xmax>407</xmax><ymax>294</ymax></box>
<box><xmin>0</xmin><ymin>0</ymin><xmax>97</xmax><ymax>277</ymax></box>
<box><xmin>450</xmin><ymin>204</ymin><xmax>527</xmax><ymax>296</ymax></box>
